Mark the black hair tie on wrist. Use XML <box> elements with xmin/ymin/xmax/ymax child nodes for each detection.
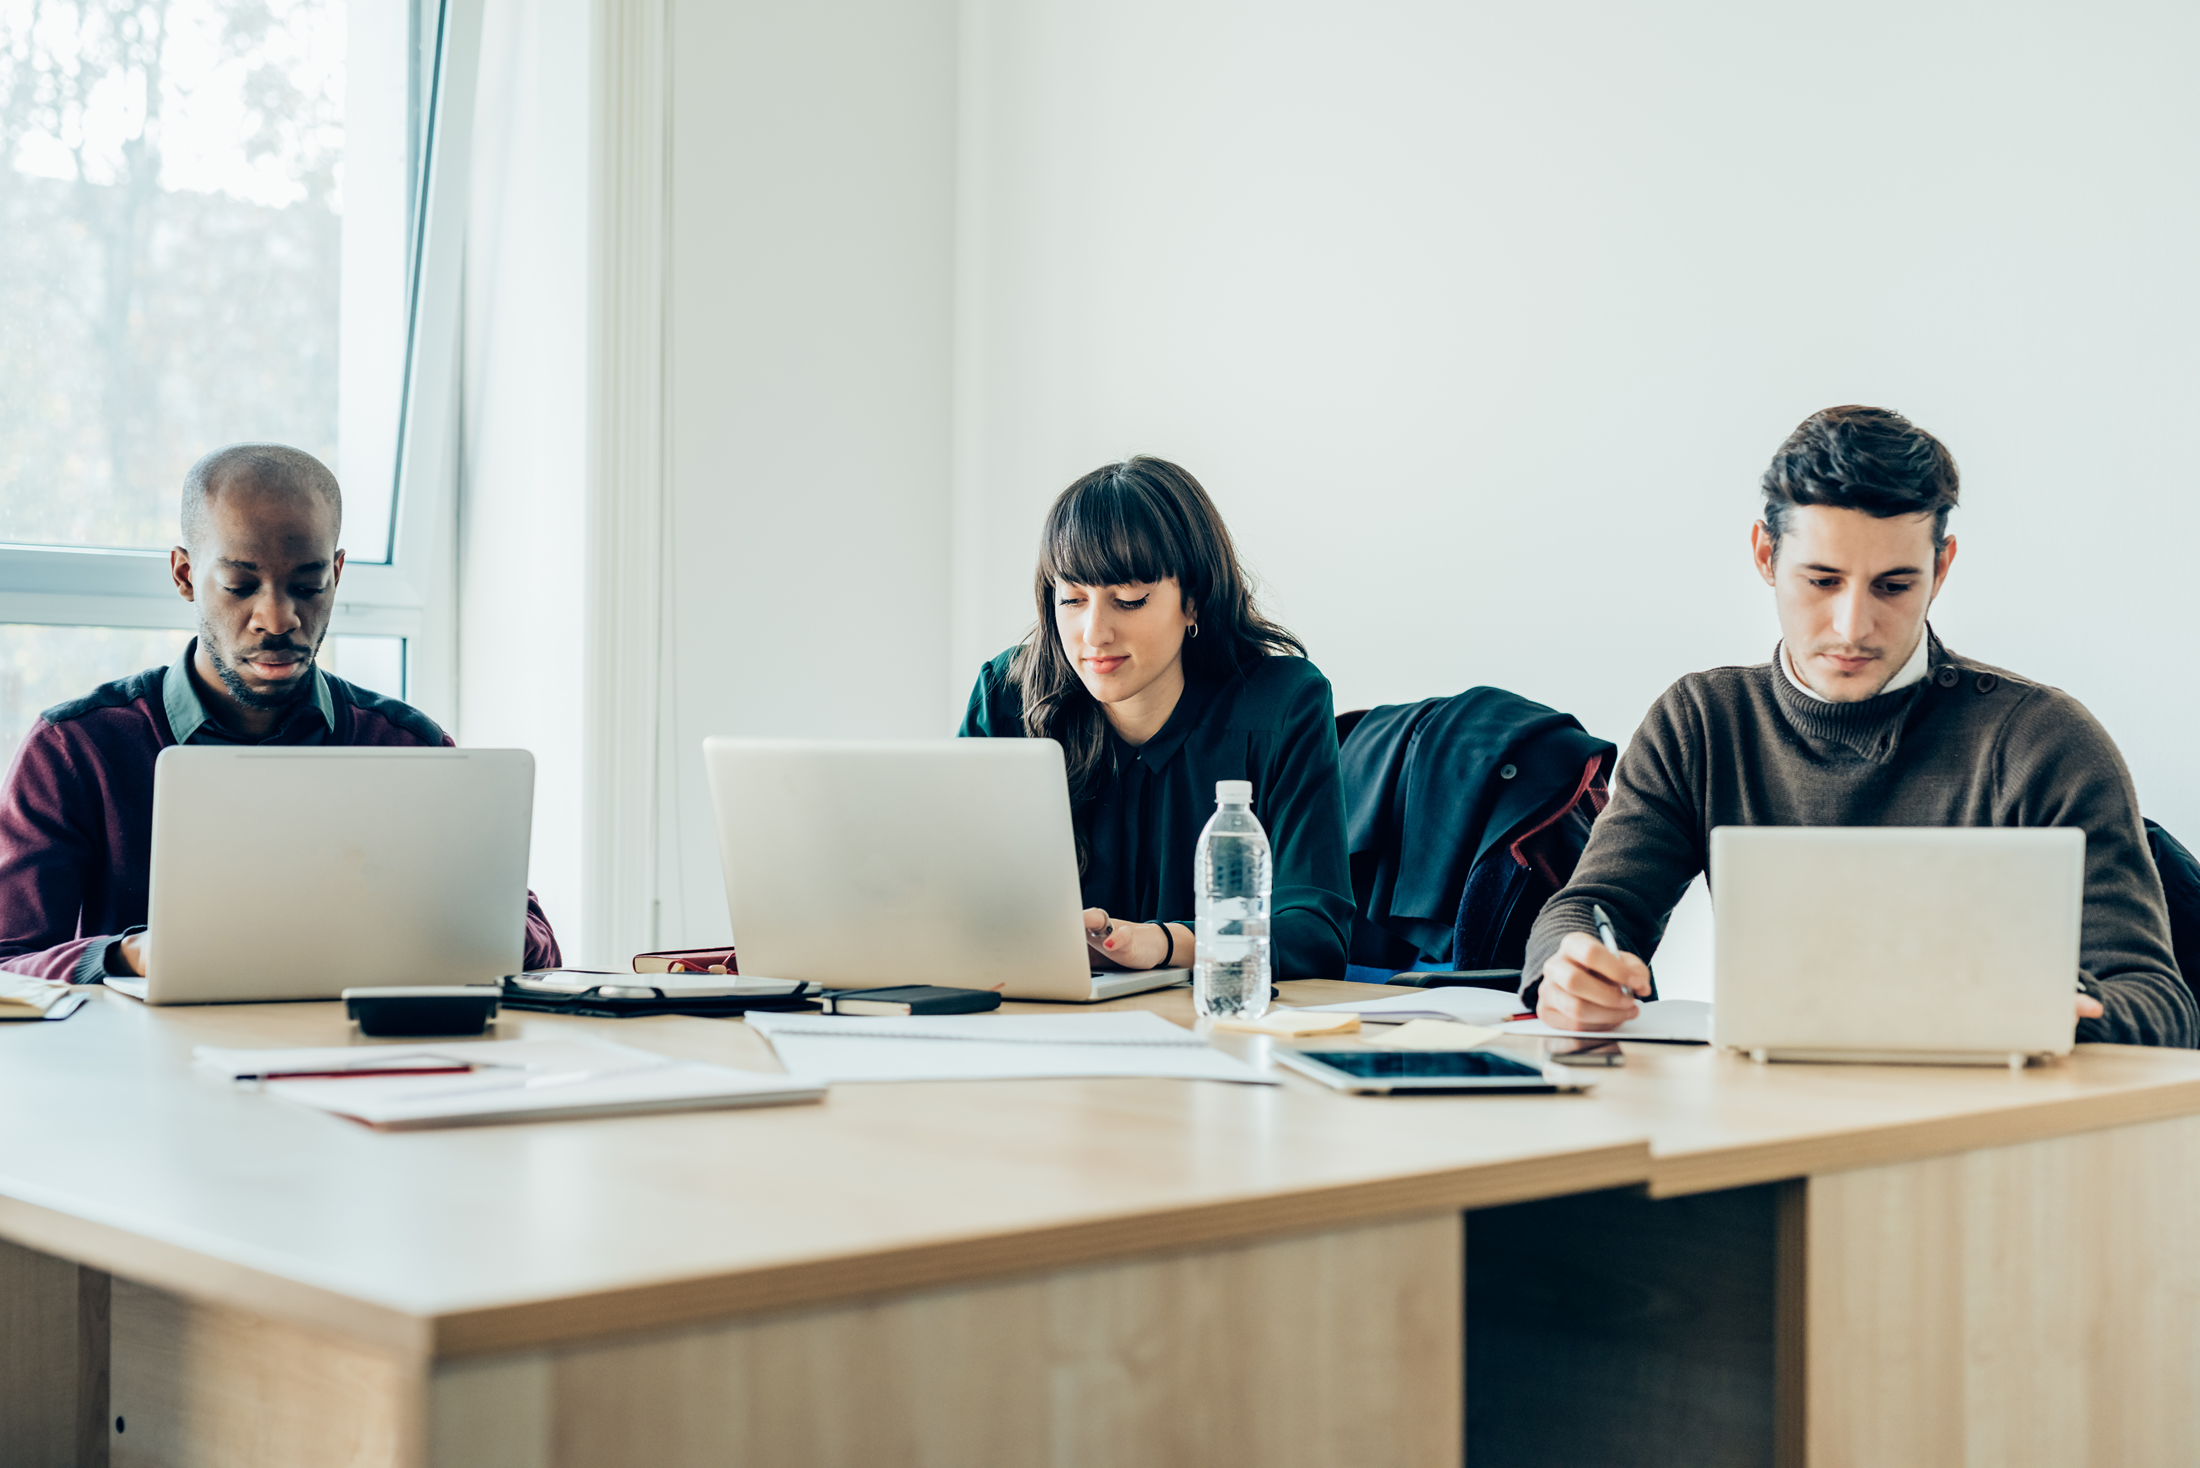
<box><xmin>1158</xmin><ymin>923</ymin><xmax>1178</xmax><ymax>970</ymax></box>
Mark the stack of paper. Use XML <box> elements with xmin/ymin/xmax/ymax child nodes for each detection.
<box><xmin>193</xmin><ymin>1036</ymin><xmax>826</xmax><ymax>1129</ymax></box>
<box><xmin>1211</xmin><ymin>1009</ymin><xmax>1361</xmax><ymax>1038</ymax></box>
<box><xmin>744</xmin><ymin>1011</ymin><xmax>1276</xmax><ymax>1085</ymax></box>
<box><xmin>1296</xmin><ymin>986</ymin><xmax>1522</xmax><ymax>1027</ymax></box>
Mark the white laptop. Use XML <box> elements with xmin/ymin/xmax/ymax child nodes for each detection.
<box><xmin>108</xmin><ymin>747</ymin><xmax>535</xmax><ymax>1004</ymax></box>
<box><xmin>1711</xmin><ymin>826</ymin><xmax>2084</xmax><ymax>1066</ymax></box>
<box><xmin>702</xmin><ymin>738</ymin><xmax>1191</xmax><ymax>1002</ymax></box>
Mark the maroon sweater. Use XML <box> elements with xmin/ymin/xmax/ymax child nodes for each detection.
<box><xmin>0</xmin><ymin>663</ymin><xmax>562</xmax><ymax>983</ymax></box>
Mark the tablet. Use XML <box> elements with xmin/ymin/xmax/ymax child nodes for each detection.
<box><xmin>1275</xmin><ymin>1047</ymin><xmax>1588</xmax><ymax>1095</ymax></box>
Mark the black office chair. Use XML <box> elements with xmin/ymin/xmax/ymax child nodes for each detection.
<box><xmin>2147</xmin><ymin>819</ymin><xmax>2200</xmax><ymax>1016</ymax></box>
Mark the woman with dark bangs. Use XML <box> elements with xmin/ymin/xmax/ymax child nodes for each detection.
<box><xmin>958</xmin><ymin>457</ymin><xmax>1352</xmax><ymax>980</ymax></box>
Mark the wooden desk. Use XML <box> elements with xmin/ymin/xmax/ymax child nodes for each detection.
<box><xmin>0</xmin><ymin>984</ymin><xmax>1644</xmax><ymax>1467</ymax></box>
<box><xmin>1457</xmin><ymin>1038</ymin><xmax>2200</xmax><ymax>1467</ymax></box>
<box><xmin>5</xmin><ymin>982</ymin><xmax>2199</xmax><ymax>1467</ymax></box>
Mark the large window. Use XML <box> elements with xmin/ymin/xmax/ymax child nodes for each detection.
<box><xmin>0</xmin><ymin>0</ymin><xmax>470</xmax><ymax>739</ymax></box>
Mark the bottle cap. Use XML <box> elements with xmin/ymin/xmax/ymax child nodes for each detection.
<box><xmin>1215</xmin><ymin>779</ymin><xmax>1253</xmax><ymax>805</ymax></box>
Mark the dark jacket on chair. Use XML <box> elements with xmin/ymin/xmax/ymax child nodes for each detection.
<box><xmin>2146</xmin><ymin>819</ymin><xmax>2200</xmax><ymax>1014</ymax></box>
<box><xmin>1341</xmin><ymin>689</ymin><xmax>1614</xmax><ymax>974</ymax></box>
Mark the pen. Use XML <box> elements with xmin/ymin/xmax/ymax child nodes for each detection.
<box><xmin>1591</xmin><ymin>903</ymin><xmax>1636</xmax><ymax>1009</ymax></box>
<box><xmin>256</xmin><ymin>1066</ymin><xmax>475</xmax><ymax>1081</ymax></box>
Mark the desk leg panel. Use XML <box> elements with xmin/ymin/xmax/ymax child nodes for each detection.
<box><xmin>431</xmin><ymin>1211</ymin><xmax>1462</xmax><ymax>1468</ymax></box>
<box><xmin>108</xmin><ymin>1278</ymin><xmax>427</xmax><ymax>1468</ymax></box>
<box><xmin>1464</xmin><ymin>1183</ymin><xmax>1787</xmax><ymax>1467</ymax></box>
<box><xmin>1807</xmin><ymin>1109</ymin><xmax>2200</xmax><ymax>1468</ymax></box>
<box><xmin>0</xmin><ymin>1236</ymin><xmax>107</xmax><ymax>1468</ymax></box>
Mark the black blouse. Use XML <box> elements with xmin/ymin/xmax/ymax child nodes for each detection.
<box><xmin>959</xmin><ymin>649</ymin><xmax>1353</xmax><ymax>979</ymax></box>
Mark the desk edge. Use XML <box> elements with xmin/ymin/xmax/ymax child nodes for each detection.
<box><xmin>1647</xmin><ymin>1073</ymin><xmax>2200</xmax><ymax>1197</ymax></box>
<box><xmin>0</xmin><ymin>1193</ymin><xmax>432</xmax><ymax>1358</ymax></box>
<box><xmin>428</xmin><ymin>1140</ymin><xmax>1651</xmax><ymax>1358</ymax></box>
<box><xmin>0</xmin><ymin>1141</ymin><xmax>1648</xmax><ymax>1359</ymax></box>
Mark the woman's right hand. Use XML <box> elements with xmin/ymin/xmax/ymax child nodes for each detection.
<box><xmin>1084</xmin><ymin>908</ymin><xmax>1173</xmax><ymax>970</ymax></box>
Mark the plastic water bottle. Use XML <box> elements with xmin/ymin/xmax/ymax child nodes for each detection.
<box><xmin>1194</xmin><ymin>780</ymin><xmax>1272</xmax><ymax>1020</ymax></box>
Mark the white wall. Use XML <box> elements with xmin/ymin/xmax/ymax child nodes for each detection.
<box><xmin>465</xmin><ymin>0</ymin><xmax>2200</xmax><ymax>975</ymax></box>
<box><xmin>953</xmin><ymin>0</ymin><xmax>2200</xmax><ymax>992</ymax></box>
<box><xmin>652</xmin><ymin>0</ymin><xmax>960</xmax><ymax>948</ymax></box>
<box><xmin>460</xmin><ymin>0</ymin><xmax>590</xmax><ymax>957</ymax></box>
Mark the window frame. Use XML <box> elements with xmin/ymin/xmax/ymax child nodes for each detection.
<box><xmin>0</xmin><ymin>0</ymin><xmax>485</xmax><ymax>719</ymax></box>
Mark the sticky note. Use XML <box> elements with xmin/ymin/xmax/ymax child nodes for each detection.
<box><xmin>1210</xmin><ymin>1009</ymin><xmax>1363</xmax><ymax>1037</ymax></box>
<box><xmin>1363</xmin><ymin>1019</ymin><xmax>1501</xmax><ymax>1050</ymax></box>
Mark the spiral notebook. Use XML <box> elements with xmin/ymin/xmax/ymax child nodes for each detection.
<box><xmin>0</xmin><ymin>975</ymin><xmax>87</xmax><ymax>1021</ymax></box>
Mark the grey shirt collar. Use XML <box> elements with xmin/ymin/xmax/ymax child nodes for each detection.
<box><xmin>164</xmin><ymin>637</ymin><xmax>336</xmax><ymax>745</ymax></box>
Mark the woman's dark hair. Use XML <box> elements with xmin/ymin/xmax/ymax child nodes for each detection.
<box><xmin>1014</xmin><ymin>456</ymin><xmax>1302</xmax><ymax>839</ymax></box>
<box><xmin>1761</xmin><ymin>405</ymin><xmax>1960</xmax><ymax>554</ymax></box>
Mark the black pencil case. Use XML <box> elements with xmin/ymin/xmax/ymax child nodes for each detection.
<box><xmin>499</xmin><ymin>971</ymin><xmax>821</xmax><ymax>1019</ymax></box>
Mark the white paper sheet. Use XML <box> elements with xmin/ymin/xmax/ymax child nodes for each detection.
<box><xmin>193</xmin><ymin>1036</ymin><xmax>826</xmax><ymax>1128</ymax></box>
<box><xmin>1498</xmin><ymin>999</ymin><xmax>1713</xmax><ymax>1044</ymax></box>
<box><xmin>193</xmin><ymin>1036</ymin><xmax>666</xmax><ymax>1080</ymax></box>
<box><xmin>748</xmin><ymin>1011</ymin><xmax>1205</xmax><ymax>1046</ymax></box>
<box><xmin>744</xmin><ymin>1010</ymin><xmax>1276</xmax><ymax>1085</ymax></box>
<box><xmin>1296</xmin><ymin>987</ymin><xmax>1522</xmax><ymax>1026</ymax></box>
<box><xmin>267</xmin><ymin>1064</ymin><xmax>823</xmax><ymax>1129</ymax></box>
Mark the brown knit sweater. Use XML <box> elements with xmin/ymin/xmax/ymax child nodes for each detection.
<box><xmin>1524</xmin><ymin>632</ymin><xmax>2196</xmax><ymax>1048</ymax></box>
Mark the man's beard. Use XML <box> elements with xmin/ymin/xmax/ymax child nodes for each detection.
<box><xmin>204</xmin><ymin>630</ymin><xmax>322</xmax><ymax>712</ymax></box>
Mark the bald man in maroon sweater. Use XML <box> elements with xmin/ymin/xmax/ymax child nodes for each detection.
<box><xmin>0</xmin><ymin>443</ymin><xmax>560</xmax><ymax>985</ymax></box>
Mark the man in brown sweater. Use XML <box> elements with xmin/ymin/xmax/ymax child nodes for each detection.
<box><xmin>1527</xmin><ymin>405</ymin><xmax>2195</xmax><ymax>1048</ymax></box>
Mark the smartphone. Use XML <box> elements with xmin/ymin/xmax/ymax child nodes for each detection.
<box><xmin>1547</xmin><ymin>1040</ymin><xmax>1626</xmax><ymax>1067</ymax></box>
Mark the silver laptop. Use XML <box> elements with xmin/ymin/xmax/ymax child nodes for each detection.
<box><xmin>702</xmin><ymin>738</ymin><xmax>1190</xmax><ymax>1002</ymax></box>
<box><xmin>108</xmin><ymin>747</ymin><xmax>535</xmax><ymax>1004</ymax></box>
<box><xmin>1711</xmin><ymin>826</ymin><xmax>2084</xmax><ymax>1066</ymax></box>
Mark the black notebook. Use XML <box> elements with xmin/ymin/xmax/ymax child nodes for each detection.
<box><xmin>823</xmin><ymin>985</ymin><xmax>1004</xmax><ymax>1017</ymax></box>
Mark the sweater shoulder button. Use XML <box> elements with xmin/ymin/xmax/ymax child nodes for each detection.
<box><xmin>1935</xmin><ymin>667</ymin><xmax>1961</xmax><ymax>688</ymax></box>
<box><xmin>1499</xmin><ymin>763</ymin><xmax>1518</xmax><ymax>779</ymax></box>
<box><xmin>1975</xmin><ymin>672</ymin><xmax>1999</xmax><ymax>694</ymax></box>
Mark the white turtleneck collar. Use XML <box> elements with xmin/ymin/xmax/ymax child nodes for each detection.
<box><xmin>1780</xmin><ymin>626</ymin><xmax>1933</xmax><ymax>704</ymax></box>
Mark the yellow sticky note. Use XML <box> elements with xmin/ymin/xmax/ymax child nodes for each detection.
<box><xmin>1364</xmin><ymin>1019</ymin><xmax>1501</xmax><ymax>1050</ymax></box>
<box><xmin>1211</xmin><ymin>1009</ymin><xmax>1362</xmax><ymax>1037</ymax></box>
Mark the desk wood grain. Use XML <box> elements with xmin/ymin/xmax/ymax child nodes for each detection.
<box><xmin>1048</xmin><ymin>986</ymin><xmax>2200</xmax><ymax>1199</ymax></box>
<box><xmin>11</xmin><ymin>982</ymin><xmax>2200</xmax><ymax>1466</ymax></box>
<box><xmin>110</xmin><ymin>1276</ymin><xmax>424</xmax><ymax>1468</ymax></box>
<box><xmin>0</xmin><ymin>985</ymin><xmax>1644</xmax><ymax>1356</ymax></box>
<box><xmin>1806</xmin><ymin>1108</ymin><xmax>2200</xmax><ymax>1466</ymax></box>
<box><xmin>10</xmin><ymin>985</ymin><xmax>2200</xmax><ymax>1364</ymax></box>
<box><xmin>434</xmin><ymin>1211</ymin><xmax>1461</xmax><ymax>1468</ymax></box>
<box><xmin>1567</xmin><ymin>1040</ymin><xmax>2200</xmax><ymax>1197</ymax></box>
<box><xmin>0</xmin><ymin>1235</ymin><xmax>97</xmax><ymax>1464</ymax></box>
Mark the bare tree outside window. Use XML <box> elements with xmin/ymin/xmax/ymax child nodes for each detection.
<box><xmin>0</xmin><ymin>0</ymin><xmax>347</xmax><ymax>550</ymax></box>
<box><xmin>0</xmin><ymin>1</ymin><xmax>415</xmax><ymax>754</ymax></box>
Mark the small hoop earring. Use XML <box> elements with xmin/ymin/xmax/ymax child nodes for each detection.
<box><xmin>1187</xmin><ymin>623</ymin><xmax>1200</xmax><ymax>639</ymax></box>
